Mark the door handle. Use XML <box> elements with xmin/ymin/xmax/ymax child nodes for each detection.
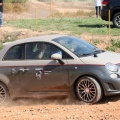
<box><xmin>19</xmin><ymin>68</ymin><xmax>29</xmax><ymax>72</ymax></box>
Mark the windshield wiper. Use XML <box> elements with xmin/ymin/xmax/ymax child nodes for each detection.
<box><xmin>80</xmin><ymin>50</ymin><xmax>104</xmax><ymax>57</ymax></box>
<box><xmin>93</xmin><ymin>50</ymin><xmax>105</xmax><ymax>57</ymax></box>
<box><xmin>80</xmin><ymin>53</ymin><xmax>93</xmax><ymax>57</ymax></box>
<box><xmin>80</xmin><ymin>52</ymin><xmax>98</xmax><ymax>57</ymax></box>
<box><xmin>94</xmin><ymin>50</ymin><xmax>104</xmax><ymax>54</ymax></box>
<box><xmin>93</xmin><ymin>47</ymin><xmax>104</xmax><ymax>53</ymax></box>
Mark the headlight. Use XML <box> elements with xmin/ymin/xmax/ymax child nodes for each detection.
<box><xmin>105</xmin><ymin>62</ymin><xmax>118</xmax><ymax>72</ymax></box>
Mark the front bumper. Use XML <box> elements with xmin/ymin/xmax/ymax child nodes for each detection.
<box><xmin>103</xmin><ymin>81</ymin><xmax>120</xmax><ymax>96</ymax></box>
<box><xmin>100</xmin><ymin>64</ymin><xmax>120</xmax><ymax>96</ymax></box>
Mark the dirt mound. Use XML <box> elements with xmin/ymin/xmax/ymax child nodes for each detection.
<box><xmin>0</xmin><ymin>26</ymin><xmax>39</xmax><ymax>41</ymax></box>
<box><xmin>0</xmin><ymin>26</ymin><xmax>71</xmax><ymax>42</ymax></box>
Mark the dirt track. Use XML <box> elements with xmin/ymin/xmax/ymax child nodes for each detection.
<box><xmin>1</xmin><ymin>95</ymin><xmax>120</xmax><ymax>120</ymax></box>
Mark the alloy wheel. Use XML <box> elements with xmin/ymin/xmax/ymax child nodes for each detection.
<box><xmin>0</xmin><ymin>84</ymin><xmax>7</xmax><ymax>104</ymax></box>
<box><xmin>113</xmin><ymin>12</ymin><xmax>120</xmax><ymax>28</ymax></box>
<box><xmin>115</xmin><ymin>15</ymin><xmax>120</xmax><ymax>27</ymax></box>
<box><xmin>77</xmin><ymin>78</ymin><xmax>97</xmax><ymax>103</ymax></box>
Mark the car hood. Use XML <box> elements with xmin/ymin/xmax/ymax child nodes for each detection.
<box><xmin>80</xmin><ymin>51</ymin><xmax>120</xmax><ymax>65</ymax></box>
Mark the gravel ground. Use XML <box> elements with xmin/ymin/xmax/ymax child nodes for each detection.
<box><xmin>0</xmin><ymin>95</ymin><xmax>120</xmax><ymax>120</ymax></box>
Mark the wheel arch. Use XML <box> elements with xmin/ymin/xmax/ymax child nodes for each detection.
<box><xmin>111</xmin><ymin>8</ymin><xmax>120</xmax><ymax>20</ymax></box>
<box><xmin>0</xmin><ymin>73</ymin><xmax>10</xmax><ymax>85</ymax></box>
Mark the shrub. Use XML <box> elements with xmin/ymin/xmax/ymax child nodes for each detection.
<box><xmin>52</xmin><ymin>10</ymin><xmax>94</xmax><ymax>18</ymax></box>
<box><xmin>4</xmin><ymin>0</ymin><xmax>28</xmax><ymax>13</ymax></box>
<box><xmin>106</xmin><ymin>39</ymin><xmax>120</xmax><ymax>52</ymax></box>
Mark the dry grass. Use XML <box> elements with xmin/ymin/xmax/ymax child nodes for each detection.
<box><xmin>3</xmin><ymin>1</ymin><xmax>95</xmax><ymax>20</ymax></box>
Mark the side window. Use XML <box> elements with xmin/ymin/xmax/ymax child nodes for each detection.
<box><xmin>4</xmin><ymin>44</ymin><xmax>24</xmax><ymax>60</ymax></box>
<box><xmin>25</xmin><ymin>42</ymin><xmax>38</xmax><ymax>59</ymax></box>
<box><xmin>25</xmin><ymin>42</ymin><xmax>50</xmax><ymax>60</ymax></box>
<box><xmin>46</xmin><ymin>44</ymin><xmax>73</xmax><ymax>59</ymax></box>
<box><xmin>35</xmin><ymin>43</ymin><xmax>73</xmax><ymax>59</ymax></box>
<box><xmin>25</xmin><ymin>42</ymin><xmax>73</xmax><ymax>60</ymax></box>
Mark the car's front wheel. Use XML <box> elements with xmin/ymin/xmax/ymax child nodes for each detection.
<box><xmin>0</xmin><ymin>82</ymin><xmax>9</xmax><ymax>105</ymax></box>
<box><xmin>76</xmin><ymin>76</ymin><xmax>102</xmax><ymax>104</ymax></box>
<box><xmin>113</xmin><ymin>12</ymin><xmax>120</xmax><ymax>28</ymax></box>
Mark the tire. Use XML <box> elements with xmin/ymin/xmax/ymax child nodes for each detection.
<box><xmin>112</xmin><ymin>12</ymin><xmax>120</xmax><ymax>28</ymax></box>
<box><xmin>0</xmin><ymin>82</ymin><xmax>9</xmax><ymax>105</ymax></box>
<box><xmin>76</xmin><ymin>76</ymin><xmax>102</xmax><ymax>104</ymax></box>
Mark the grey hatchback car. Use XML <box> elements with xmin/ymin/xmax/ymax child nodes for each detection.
<box><xmin>0</xmin><ymin>35</ymin><xmax>120</xmax><ymax>104</ymax></box>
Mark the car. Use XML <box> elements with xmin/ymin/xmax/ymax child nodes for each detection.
<box><xmin>101</xmin><ymin>0</ymin><xmax>120</xmax><ymax>28</ymax></box>
<box><xmin>0</xmin><ymin>34</ymin><xmax>120</xmax><ymax>104</ymax></box>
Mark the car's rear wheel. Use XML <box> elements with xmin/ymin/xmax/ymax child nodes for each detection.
<box><xmin>112</xmin><ymin>12</ymin><xmax>120</xmax><ymax>28</ymax></box>
<box><xmin>76</xmin><ymin>76</ymin><xmax>102</xmax><ymax>104</ymax></box>
<box><xmin>0</xmin><ymin>82</ymin><xmax>9</xmax><ymax>105</ymax></box>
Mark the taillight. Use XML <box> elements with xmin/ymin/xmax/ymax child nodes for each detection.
<box><xmin>102</xmin><ymin>0</ymin><xmax>108</xmax><ymax>6</ymax></box>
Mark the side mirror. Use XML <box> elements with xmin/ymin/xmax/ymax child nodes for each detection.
<box><xmin>51</xmin><ymin>53</ymin><xmax>64</xmax><ymax>65</ymax></box>
<box><xmin>51</xmin><ymin>53</ymin><xmax>62</xmax><ymax>60</ymax></box>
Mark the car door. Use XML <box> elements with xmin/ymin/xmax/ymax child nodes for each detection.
<box><xmin>18</xmin><ymin>42</ymin><xmax>72</xmax><ymax>92</ymax></box>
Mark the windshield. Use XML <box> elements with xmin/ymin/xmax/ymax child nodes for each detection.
<box><xmin>53</xmin><ymin>36</ymin><xmax>101</xmax><ymax>57</ymax></box>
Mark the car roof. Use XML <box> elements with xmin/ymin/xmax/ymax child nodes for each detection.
<box><xmin>3</xmin><ymin>34</ymin><xmax>66</xmax><ymax>46</ymax></box>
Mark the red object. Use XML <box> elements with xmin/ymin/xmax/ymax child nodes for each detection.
<box><xmin>102</xmin><ymin>0</ymin><xmax>108</xmax><ymax>6</ymax></box>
